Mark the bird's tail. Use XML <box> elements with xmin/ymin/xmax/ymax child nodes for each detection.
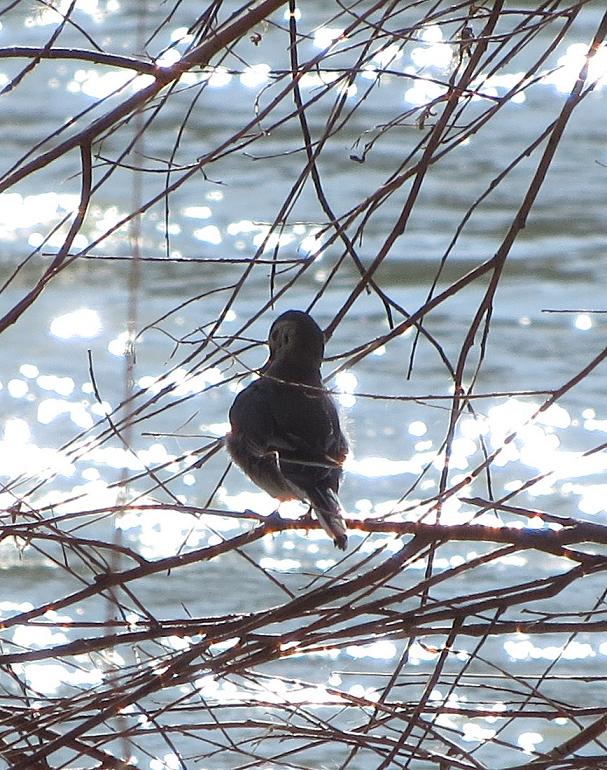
<box><xmin>307</xmin><ymin>487</ymin><xmax>348</xmax><ymax>550</ymax></box>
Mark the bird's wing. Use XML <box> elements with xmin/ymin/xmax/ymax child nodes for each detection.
<box><xmin>264</xmin><ymin>380</ymin><xmax>347</xmax><ymax>495</ymax></box>
<box><xmin>230</xmin><ymin>377</ymin><xmax>346</xmax><ymax>482</ymax></box>
<box><xmin>228</xmin><ymin>379</ymin><xmax>277</xmax><ymax>457</ymax></box>
<box><xmin>272</xmin><ymin>382</ymin><xmax>344</xmax><ymax>459</ymax></box>
<box><xmin>230</xmin><ymin>376</ymin><xmax>348</xmax><ymax>547</ymax></box>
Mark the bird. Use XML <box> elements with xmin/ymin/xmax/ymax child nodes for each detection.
<box><xmin>226</xmin><ymin>310</ymin><xmax>348</xmax><ymax>550</ymax></box>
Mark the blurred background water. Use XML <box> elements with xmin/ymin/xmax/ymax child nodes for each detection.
<box><xmin>1</xmin><ymin>1</ymin><xmax>607</xmax><ymax>767</ymax></box>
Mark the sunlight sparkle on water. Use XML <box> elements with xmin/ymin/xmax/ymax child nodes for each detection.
<box><xmin>0</xmin><ymin>417</ymin><xmax>75</xmax><ymax>479</ymax></box>
<box><xmin>37</xmin><ymin>398</ymin><xmax>93</xmax><ymax>429</ymax></box>
<box><xmin>347</xmin><ymin>453</ymin><xmax>429</xmax><ymax>478</ymax></box>
<box><xmin>518</xmin><ymin>427</ymin><xmax>560</xmax><ymax>470</ymax></box>
<box><xmin>259</xmin><ymin>556</ymin><xmax>301</xmax><ymax>571</ymax></box>
<box><xmin>150</xmin><ymin>754</ymin><xmax>181</xmax><ymax>770</ymax></box>
<box><xmin>183</xmin><ymin>205</ymin><xmax>212</xmax><ymax>219</ymax></box>
<box><xmin>348</xmin><ymin>684</ymin><xmax>380</xmax><ymax>702</ymax></box>
<box><xmin>472</xmin><ymin>71</ymin><xmax>527</xmax><ymax>103</ymax></box>
<box><xmin>151</xmin><ymin>367</ymin><xmax>223</xmax><ymax>397</ymax></box>
<box><xmin>407</xmin><ymin>641</ymin><xmax>440</xmax><ymax>665</ymax></box>
<box><xmin>27</xmin><ymin>0</ymin><xmax>114</xmax><ymax>25</ymax></box>
<box><xmin>476</xmin><ymin>399</ymin><xmax>580</xmax><ymax>480</ymax></box>
<box><xmin>170</xmin><ymin>26</ymin><xmax>193</xmax><ymax>44</ymax></box>
<box><xmin>4</xmin><ymin>448</ymin><xmax>74</xmax><ymax>481</ymax></box>
<box><xmin>82</xmin><ymin>442</ymin><xmax>172</xmax><ymax>474</ymax></box>
<box><xmin>575</xmin><ymin>313</ymin><xmax>592</xmax><ymax>330</ymax></box>
<box><xmin>582</xmin><ymin>414</ymin><xmax>607</xmax><ymax>434</ymax></box>
<box><xmin>107</xmin><ymin>331</ymin><xmax>131</xmax><ymax>356</ymax></box>
<box><xmin>487</xmin><ymin>399</ymin><xmax>536</xmax><ymax>442</ymax></box>
<box><xmin>7</xmin><ymin>379</ymin><xmax>28</xmax><ymax>398</ymax></box>
<box><xmin>200</xmin><ymin>66</ymin><xmax>232</xmax><ymax>88</ymax></box>
<box><xmin>254</xmin><ymin>229</ymin><xmax>295</xmax><ymax>251</ymax></box>
<box><xmin>404</xmin><ymin>75</ymin><xmax>446</xmax><ymax>106</ymax></box>
<box><xmin>314</xmin><ymin>27</ymin><xmax>344</xmax><ymax>50</ymax></box>
<box><xmin>537</xmin><ymin>403</ymin><xmax>570</xmax><ymax>429</ymax></box>
<box><xmin>449</xmin><ymin>437</ymin><xmax>478</xmax><ymax>470</ymax></box>
<box><xmin>240</xmin><ymin>63</ymin><xmax>271</xmax><ymax>89</ymax></box>
<box><xmin>193</xmin><ymin>224</ymin><xmax>222</xmax><ymax>245</ymax></box>
<box><xmin>0</xmin><ymin>192</ymin><xmax>80</xmax><ymax>238</ymax></box>
<box><xmin>518</xmin><ymin>732</ymin><xmax>544</xmax><ymax>754</ymax></box>
<box><xmin>204</xmin><ymin>421</ymin><xmax>230</xmax><ymax>437</ymax></box>
<box><xmin>408</xmin><ymin>420</ymin><xmax>427</xmax><ymax>437</ymax></box>
<box><xmin>263</xmin><ymin>683</ymin><xmax>338</xmax><ymax>705</ymax></box>
<box><xmin>116</xmin><ymin>506</ymin><xmax>226</xmax><ymax>558</ymax></box>
<box><xmin>50</xmin><ymin>309</ymin><xmax>101</xmax><ymax>339</ymax></box>
<box><xmin>362</xmin><ymin>47</ymin><xmax>402</xmax><ymax>80</ymax></box>
<box><xmin>419</xmin><ymin>24</ymin><xmax>443</xmax><ymax>44</ymax></box>
<box><xmin>226</xmin><ymin>219</ymin><xmax>263</xmax><ymax>236</ymax></box>
<box><xmin>68</xmin><ymin>68</ymin><xmax>141</xmax><ymax>99</ymax></box>
<box><xmin>374</xmin><ymin>44</ymin><xmax>403</xmax><ymax>70</ymax></box>
<box><xmin>37</xmin><ymin>374</ymin><xmax>74</xmax><ymax>396</ymax></box>
<box><xmin>346</xmin><ymin>640</ymin><xmax>396</xmax><ymax>660</ymax></box>
<box><xmin>462</xmin><ymin>723</ymin><xmax>496</xmax><ymax>743</ymax></box>
<box><xmin>0</xmin><ymin>601</ymin><xmax>34</xmax><ymax>615</ymax></box>
<box><xmin>20</xmin><ymin>364</ymin><xmax>39</xmax><ymax>379</ymax></box>
<box><xmin>298</xmin><ymin>230</ymin><xmax>324</xmax><ymax>259</ymax></box>
<box><xmin>505</xmin><ymin>638</ymin><xmax>594</xmax><ymax>662</ymax></box>
<box><xmin>576</xmin><ymin>482</ymin><xmax>607</xmax><ymax>515</ymax></box>
<box><xmin>156</xmin><ymin>48</ymin><xmax>182</xmax><ymax>68</ymax></box>
<box><xmin>335</xmin><ymin>370</ymin><xmax>357</xmax><ymax>408</ymax></box>
<box><xmin>220</xmin><ymin>488</ymin><xmax>279</xmax><ymax>515</ymax></box>
<box><xmin>89</xmin><ymin>204</ymin><xmax>126</xmax><ymax>240</ymax></box>
<box><xmin>300</xmin><ymin>70</ymin><xmax>341</xmax><ymax>90</ymax></box>
<box><xmin>13</xmin><ymin>623</ymin><xmax>68</xmax><ymax>650</ymax></box>
<box><xmin>3</xmin><ymin>418</ymin><xmax>30</xmax><ymax>444</ymax></box>
<box><xmin>410</xmin><ymin>25</ymin><xmax>451</xmax><ymax>71</ymax></box>
<box><xmin>13</xmin><ymin>661</ymin><xmax>103</xmax><ymax>695</ymax></box>
<box><xmin>543</xmin><ymin>42</ymin><xmax>607</xmax><ymax>93</ymax></box>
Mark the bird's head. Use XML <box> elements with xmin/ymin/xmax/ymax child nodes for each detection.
<box><xmin>265</xmin><ymin>310</ymin><xmax>325</xmax><ymax>370</ymax></box>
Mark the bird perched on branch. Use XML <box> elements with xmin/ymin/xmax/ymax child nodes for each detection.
<box><xmin>226</xmin><ymin>310</ymin><xmax>348</xmax><ymax>550</ymax></box>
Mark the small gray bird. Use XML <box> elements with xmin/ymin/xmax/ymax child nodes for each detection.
<box><xmin>226</xmin><ymin>310</ymin><xmax>348</xmax><ymax>550</ymax></box>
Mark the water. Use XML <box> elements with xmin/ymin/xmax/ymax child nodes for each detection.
<box><xmin>1</xmin><ymin>2</ymin><xmax>607</xmax><ymax>768</ymax></box>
